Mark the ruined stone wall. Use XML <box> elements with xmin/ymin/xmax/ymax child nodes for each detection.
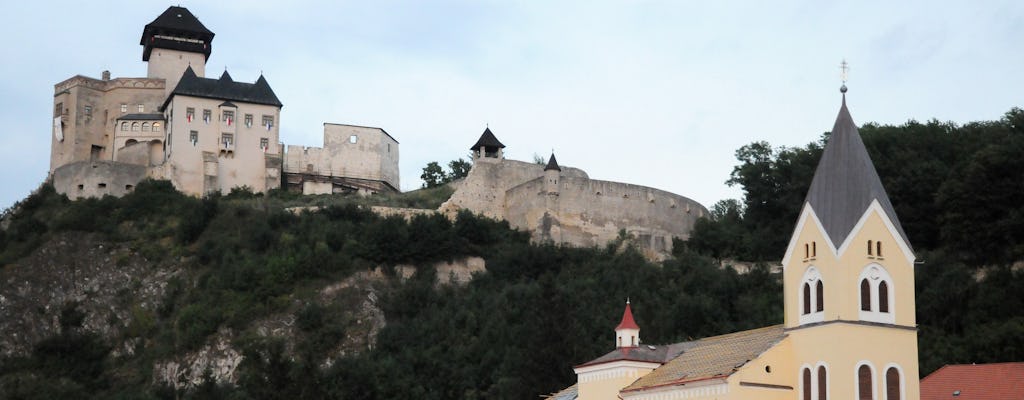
<box><xmin>52</xmin><ymin>161</ymin><xmax>148</xmax><ymax>200</ymax></box>
<box><xmin>440</xmin><ymin>159</ymin><xmax>587</xmax><ymax>219</ymax></box>
<box><xmin>503</xmin><ymin>176</ymin><xmax>707</xmax><ymax>257</ymax></box>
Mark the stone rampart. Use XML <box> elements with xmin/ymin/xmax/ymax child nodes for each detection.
<box><xmin>53</xmin><ymin>161</ymin><xmax>148</xmax><ymax>200</ymax></box>
<box><xmin>440</xmin><ymin>159</ymin><xmax>587</xmax><ymax>219</ymax></box>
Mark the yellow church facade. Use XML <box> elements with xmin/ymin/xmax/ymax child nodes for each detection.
<box><xmin>549</xmin><ymin>89</ymin><xmax>921</xmax><ymax>400</ymax></box>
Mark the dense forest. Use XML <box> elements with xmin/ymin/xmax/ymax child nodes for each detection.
<box><xmin>0</xmin><ymin>108</ymin><xmax>1022</xmax><ymax>399</ymax></box>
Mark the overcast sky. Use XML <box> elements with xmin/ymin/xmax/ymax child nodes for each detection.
<box><xmin>2</xmin><ymin>1</ymin><xmax>1022</xmax><ymax>211</ymax></box>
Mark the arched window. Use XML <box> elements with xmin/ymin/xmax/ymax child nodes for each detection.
<box><xmin>152</xmin><ymin>122</ymin><xmax>161</xmax><ymax>132</ymax></box>
<box><xmin>878</xmin><ymin>281</ymin><xmax>890</xmax><ymax>313</ymax></box>
<box><xmin>131</xmin><ymin>122</ymin><xmax>139</xmax><ymax>132</ymax></box>
<box><xmin>867</xmin><ymin>240</ymin><xmax>873</xmax><ymax>256</ymax></box>
<box><xmin>120</xmin><ymin>122</ymin><xmax>128</xmax><ymax>131</ymax></box>
<box><xmin>884</xmin><ymin>366</ymin><xmax>901</xmax><ymax>400</ymax></box>
<box><xmin>803</xmin><ymin>283</ymin><xmax>811</xmax><ymax>315</ymax></box>
<box><xmin>858</xmin><ymin>364</ymin><xmax>873</xmax><ymax>400</ymax></box>
<box><xmin>816</xmin><ymin>281</ymin><xmax>824</xmax><ymax>312</ymax></box>
<box><xmin>142</xmin><ymin>122</ymin><xmax>150</xmax><ymax>132</ymax></box>
<box><xmin>817</xmin><ymin>365</ymin><xmax>828</xmax><ymax>400</ymax></box>
<box><xmin>877</xmin><ymin>242</ymin><xmax>883</xmax><ymax>257</ymax></box>
<box><xmin>802</xmin><ymin>368</ymin><xmax>812</xmax><ymax>400</ymax></box>
<box><xmin>860</xmin><ymin>279</ymin><xmax>871</xmax><ymax>311</ymax></box>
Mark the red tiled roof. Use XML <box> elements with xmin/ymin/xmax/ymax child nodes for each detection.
<box><xmin>921</xmin><ymin>362</ymin><xmax>1024</xmax><ymax>400</ymax></box>
<box><xmin>616</xmin><ymin>302</ymin><xmax>639</xmax><ymax>331</ymax></box>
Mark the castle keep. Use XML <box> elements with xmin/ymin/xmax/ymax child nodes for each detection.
<box><xmin>440</xmin><ymin>128</ymin><xmax>708</xmax><ymax>258</ymax></box>
<box><xmin>50</xmin><ymin>6</ymin><xmax>399</xmax><ymax>199</ymax></box>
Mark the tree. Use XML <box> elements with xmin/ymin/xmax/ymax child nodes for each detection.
<box><xmin>421</xmin><ymin>162</ymin><xmax>447</xmax><ymax>188</ymax></box>
<box><xmin>448</xmin><ymin>158</ymin><xmax>472</xmax><ymax>180</ymax></box>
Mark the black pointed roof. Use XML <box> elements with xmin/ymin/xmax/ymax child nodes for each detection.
<box><xmin>804</xmin><ymin>93</ymin><xmax>910</xmax><ymax>250</ymax></box>
<box><xmin>544</xmin><ymin>153</ymin><xmax>562</xmax><ymax>171</ymax></box>
<box><xmin>161</xmin><ymin>66</ymin><xmax>283</xmax><ymax>110</ymax></box>
<box><xmin>470</xmin><ymin>127</ymin><xmax>506</xmax><ymax>151</ymax></box>
<box><xmin>141</xmin><ymin>6</ymin><xmax>215</xmax><ymax>61</ymax></box>
<box><xmin>219</xmin><ymin>70</ymin><xmax>233</xmax><ymax>82</ymax></box>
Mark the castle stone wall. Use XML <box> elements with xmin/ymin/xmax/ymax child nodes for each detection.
<box><xmin>441</xmin><ymin>159</ymin><xmax>587</xmax><ymax>219</ymax></box>
<box><xmin>53</xmin><ymin>161</ymin><xmax>148</xmax><ymax>200</ymax></box>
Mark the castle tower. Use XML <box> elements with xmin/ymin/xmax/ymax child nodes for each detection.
<box><xmin>615</xmin><ymin>300</ymin><xmax>640</xmax><ymax>348</ymax></box>
<box><xmin>140</xmin><ymin>6</ymin><xmax>215</xmax><ymax>94</ymax></box>
<box><xmin>782</xmin><ymin>86</ymin><xmax>920</xmax><ymax>400</ymax></box>
<box><xmin>544</xmin><ymin>152</ymin><xmax>561</xmax><ymax>195</ymax></box>
<box><xmin>469</xmin><ymin>127</ymin><xmax>505</xmax><ymax>163</ymax></box>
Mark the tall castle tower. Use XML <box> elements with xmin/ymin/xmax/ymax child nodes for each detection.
<box><xmin>140</xmin><ymin>6</ymin><xmax>215</xmax><ymax>94</ymax></box>
<box><xmin>782</xmin><ymin>86</ymin><xmax>920</xmax><ymax>399</ymax></box>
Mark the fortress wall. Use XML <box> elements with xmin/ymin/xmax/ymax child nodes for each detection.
<box><xmin>53</xmin><ymin>161</ymin><xmax>148</xmax><ymax>200</ymax></box>
<box><xmin>504</xmin><ymin>176</ymin><xmax>708</xmax><ymax>255</ymax></box>
<box><xmin>283</xmin><ymin>145</ymin><xmax>328</xmax><ymax>174</ymax></box>
<box><xmin>115</xmin><ymin>141</ymin><xmax>152</xmax><ymax>166</ymax></box>
<box><xmin>441</xmin><ymin>159</ymin><xmax>587</xmax><ymax>219</ymax></box>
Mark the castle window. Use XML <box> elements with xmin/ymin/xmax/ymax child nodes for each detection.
<box><xmin>125</xmin><ymin>184</ymin><xmax>134</xmax><ymax>191</ymax></box>
<box><xmin>98</xmin><ymin>183</ymin><xmax>107</xmax><ymax>189</ymax></box>
<box><xmin>189</xmin><ymin>131</ymin><xmax>198</xmax><ymax>145</ymax></box>
<box><xmin>186</xmin><ymin>108</ymin><xmax>195</xmax><ymax>123</ymax></box>
<box><xmin>262</xmin><ymin>115</ymin><xmax>274</xmax><ymax>129</ymax></box>
<box><xmin>203</xmin><ymin>109</ymin><xmax>212</xmax><ymax>124</ymax></box>
<box><xmin>245</xmin><ymin>114</ymin><xmax>253</xmax><ymax>128</ymax></box>
<box><xmin>120</xmin><ymin>103</ymin><xmax>127</xmax><ymax>113</ymax></box>
<box><xmin>221</xmin><ymin>133</ymin><xmax>233</xmax><ymax>148</ymax></box>
<box><xmin>120</xmin><ymin>122</ymin><xmax>128</xmax><ymax>131</ymax></box>
<box><xmin>84</xmin><ymin>105</ymin><xmax>92</xmax><ymax>117</ymax></box>
<box><xmin>803</xmin><ymin>368</ymin><xmax>812</xmax><ymax>400</ymax></box>
<box><xmin>803</xmin><ymin>283</ymin><xmax>811</xmax><ymax>315</ymax></box>
<box><xmin>818</xmin><ymin>365</ymin><xmax>828</xmax><ymax>400</ymax></box>
<box><xmin>131</xmin><ymin>122</ymin><xmax>139</xmax><ymax>132</ymax></box>
<box><xmin>55</xmin><ymin>102</ymin><xmax>63</xmax><ymax>117</ymax></box>
<box><xmin>885</xmin><ymin>367</ymin><xmax>901</xmax><ymax>400</ymax></box>
<box><xmin>77</xmin><ymin>184</ymin><xmax>83</xmax><ymax>190</ymax></box>
<box><xmin>858</xmin><ymin>364</ymin><xmax>873</xmax><ymax>400</ymax></box>
<box><xmin>260</xmin><ymin>138</ymin><xmax>269</xmax><ymax>150</ymax></box>
<box><xmin>349</xmin><ymin>135</ymin><xmax>358</xmax><ymax>144</ymax></box>
<box><xmin>878</xmin><ymin>281</ymin><xmax>890</xmax><ymax>313</ymax></box>
<box><xmin>868</xmin><ymin>240</ymin><xmax>873</xmax><ymax>256</ymax></box>
<box><xmin>142</xmin><ymin>122</ymin><xmax>150</xmax><ymax>132</ymax></box>
<box><xmin>152</xmin><ymin>122</ymin><xmax>161</xmax><ymax>132</ymax></box>
<box><xmin>137</xmin><ymin>104</ymin><xmax>144</xmax><ymax>113</ymax></box>
<box><xmin>222</xmin><ymin>110</ymin><xmax>234</xmax><ymax>125</ymax></box>
<box><xmin>816</xmin><ymin>281</ymin><xmax>824</xmax><ymax>312</ymax></box>
<box><xmin>860</xmin><ymin>279</ymin><xmax>871</xmax><ymax>311</ymax></box>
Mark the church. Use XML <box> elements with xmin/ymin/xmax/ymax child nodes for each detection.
<box><xmin>548</xmin><ymin>86</ymin><xmax>921</xmax><ymax>400</ymax></box>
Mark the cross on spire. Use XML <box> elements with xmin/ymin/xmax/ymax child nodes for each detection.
<box><xmin>839</xmin><ymin>59</ymin><xmax>849</xmax><ymax>93</ymax></box>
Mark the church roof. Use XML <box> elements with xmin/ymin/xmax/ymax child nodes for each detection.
<box><xmin>803</xmin><ymin>93</ymin><xmax>911</xmax><ymax>249</ymax></box>
<box><xmin>162</xmin><ymin>66</ymin><xmax>283</xmax><ymax>109</ymax></box>
<box><xmin>615</xmin><ymin>302</ymin><xmax>639</xmax><ymax>331</ymax></box>
<box><xmin>140</xmin><ymin>6</ymin><xmax>215</xmax><ymax>61</ymax></box>
<box><xmin>544</xmin><ymin>383</ymin><xmax>578</xmax><ymax>400</ymax></box>
<box><xmin>544</xmin><ymin>153</ymin><xmax>562</xmax><ymax>172</ymax></box>
<box><xmin>921</xmin><ymin>362</ymin><xmax>1024</xmax><ymax>400</ymax></box>
<box><xmin>469</xmin><ymin>127</ymin><xmax>505</xmax><ymax>151</ymax></box>
<box><xmin>621</xmin><ymin>325</ymin><xmax>786</xmax><ymax>393</ymax></box>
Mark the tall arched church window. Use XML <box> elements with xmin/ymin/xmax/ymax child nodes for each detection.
<box><xmin>816</xmin><ymin>281</ymin><xmax>824</xmax><ymax>312</ymax></box>
<box><xmin>885</xmin><ymin>367</ymin><xmax>901</xmax><ymax>400</ymax></box>
<box><xmin>803</xmin><ymin>368</ymin><xmax>812</xmax><ymax>400</ymax></box>
<box><xmin>860</xmin><ymin>279</ymin><xmax>871</xmax><ymax>311</ymax></box>
<box><xmin>858</xmin><ymin>365</ymin><xmax>873</xmax><ymax>400</ymax></box>
<box><xmin>803</xmin><ymin>283</ymin><xmax>812</xmax><ymax>315</ymax></box>
<box><xmin>817</xmin><ymin>365</ymin><xmax>828</xmax><ymax>400</ymax></box>
<box><xmin>878</xmin><ymin>281</ymin><xmax>890</xmax><ymax>313</ymax></box>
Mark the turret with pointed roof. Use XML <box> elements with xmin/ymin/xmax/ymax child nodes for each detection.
<box><xmin>470</xmin><ymin>127</ymin><xmax>506</xmax><ymax>161</ymax></box>
<box><xmin>544</xmin><ymin>153</ymin><xmax>562</xmax><ymax>172</ymax></box>
<box><xmin>615</xmin><ymin>300</ymin><xmax>640</xmax><ymax>348</ymax></box>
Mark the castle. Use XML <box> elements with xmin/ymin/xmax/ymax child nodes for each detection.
<box><xmin>439</xmin><ymin>128</ymin><xmax>708</xmax><ymax>258</ymax></box>
<box><xmin>549</xmin><ymin>88</ymin><xmax>921</xmax><ymax>400</ymax></box>
<box><xmin>49</xmin><ymin>6</ymin><xmax>399</xmax><ymax>199</ymax></box>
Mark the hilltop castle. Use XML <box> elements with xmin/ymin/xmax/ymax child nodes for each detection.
<box><xmin>440</xmin><ymin>128</ymin><xmax>708</xmax><ymax>258</ymax></box>
<box><xmin>49</xmin><ymin>6</ymin><xmax>399</xmax><ymax>199</ymax></box>
<box><xmin>549</xmin><ymin>89</ymin><xmax>921</xmax><ymax>400</ymax></box>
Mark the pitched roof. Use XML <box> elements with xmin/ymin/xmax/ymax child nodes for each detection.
<box><xmin>469</xmin><ymin>127</ymin><xmax>505</xmax><ymax>151</ymax></box>
<box><xmin>616</xmin><ymin>302</ymin><xmax>639</xmax><ymax>331</ymax></box>
<box><xmin>545</xmin><ymin>383</ymin><xmax>578</xmax><ymax>400</ymax></box>
<box><xmin>803</xmin><ymin>93</ymin><xmax>911</xmax><ymax>250</ymax></box>
<box><xmin>621</xmin><ymin>325</ymin><xmax>786</xmax><ymax>393</ymax></box>
<box><xmin>577</xmin><ymin>342</ymin><xmax>690</xmax><ymax>368</ymax></box>
<box><xmin>162</xmin><ymin>66</ymin><xmax>283</xmax><ymax>109</ymax></box>
<box><xmin>116</xmin><ymin>113</ymin><xmax>165</xmax><ymax>121</ymax></box>
<box><xmin>921</xmin><ymin>362</ymin><xmax>1024</xmax><ymax>400</ymax></box>
<box><xmin>140</xmin><ymin>6</ymin><xmax>215</xmax><ymax>61</ymax></box>
<box><xmin>545</xmin><ymin>153</ymin><xmax>562</xmax><ymax>172</ymax></box>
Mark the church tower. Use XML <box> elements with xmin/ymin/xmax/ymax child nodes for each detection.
<box><xmin>782</xmin><ymin>84</ymin><xmax>920</xmax><ymax>400</ymax></box>
<box><xmin>140</xmin><ymin>6</ymin><xmax>215</xmax><ymax>94</ymax></box>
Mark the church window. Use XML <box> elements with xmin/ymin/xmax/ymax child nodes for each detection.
<box><xmin>879</xmin><ymin>281</ymin><xmax>889</xmax><ymax>313</ymax></box>
<box><xmin>803</xmin><ymin>283</ymin><xmax>811</xmax><ymax>315</ymax></box>
<box><xmin>812</xmin><ymin>242</ymin><xmax>817</xmax><ymax>257</ymax></box>
<box><xmin>142</xmin><ymin>122</ymin><xmax>150</xmax><ymax>132</ymax></box>
<box><xmin>120</xmin><ymin>103</ymin><xmax>127</xmax><ymax>113</ymax></box>
<box><xmin>805</xmin><ymin>244</ymin><xmax>809</xmax><ymax>259</ymax></box>
<box><xmin>131</xmin><ymin>122</ymin><xmax>139</xmax><ymax>132</ymax></box>
<box><xmin>245</xmin><ymin>114</ymin><xmax>253</xmax><ymax>128</ymax></box>
<box><xmin>858</xmin><ymin>364</ymin><xmax>873</xmax><ymax>400</ymax></box>
<box><xmin>137</xmin><ymin>104</ymin><xmax>144</xmax><ymax>113</ymax></box>
<box><xmin>868</xmin><ymin>240</ymin><xmax>873</xmax><ymax>256</ymax></box>
<box><xmin>802</xmin><ymin>368</ymin><xmax>812</xmax><ymax>400</ymax></box>
<box><xmin>817</xmin><ymin>365</ymin><xmax>828</xmax><ymax>400</ymax></box>
<box><xmin>860</xmin><ymin>279</ymin><xmax>871</xmax><ymax>311</ymax></box>
<box><xmin>877</xmin><ymin>242</ymin><xmax>883</xmax><ymax>257</ymax></box>
<box><xmin>816</xmin><ymin>281</ymin><xmax>824</xmax><ymax>312</ymax></box>
<box><xmin>885</xmin><ymin>367</ymin><xmax>901</xmax><ymax>400</ymax></box>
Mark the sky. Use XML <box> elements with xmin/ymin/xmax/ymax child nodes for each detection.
<box><xmin>2</xmin><ymin>1</ymin><xmax>1023</xmax><ymax>211</ymax></box>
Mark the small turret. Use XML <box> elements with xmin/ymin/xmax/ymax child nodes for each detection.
<box><xmin>469</xmin><ymin>127</ymin><xmax>505</xmax><ymax>162</ymax></box>
<box><xmin>615</xmin><ymin>300</ymin><xmax>640</xmax><ymax>348</ymax></box>
<box><xmin>544</xmin><ymin>153</ymin><xmax>561</xmax><ymax>194</ymax></box>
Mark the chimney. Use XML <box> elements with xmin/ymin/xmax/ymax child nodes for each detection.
<box><xmin>101</xmin><ymin>70</ymin><xmax>111</xmax><ymax>81</ymax></box>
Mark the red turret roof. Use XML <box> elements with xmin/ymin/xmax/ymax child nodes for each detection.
<box><xmin>616</xmin><ymin>302</ymin><xmax>640</xmax><ymax>330</ymax></box>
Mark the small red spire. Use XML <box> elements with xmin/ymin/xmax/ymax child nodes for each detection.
<box><xmin>615</xmin><ymin>300</ymin><xmax>639</xmax><ymax>330</ymax></box>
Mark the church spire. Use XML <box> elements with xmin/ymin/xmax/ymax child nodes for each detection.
<box><xmin>615</xmin><ymin>299</ymin><xmax>640</xmax><ymax>348</ymax></box>
<box><xmin>802</xmin><ymin>84</ymin><xmax>911</xmax><ymax>250</ymax></box>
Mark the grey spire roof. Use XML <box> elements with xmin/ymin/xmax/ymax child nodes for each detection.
<box><xmin>161</xmin><ymin>66</ymin><xmax>283</xmax><ymax>110</ymax></box>
<box><xmin>804</xmin><ymin>94</ymin><xmax>911</xmax><ymax>250</ymax></box>
<box><xmin>544</xmin><ymin>153</ymin><xmax>562</xmax><ymax>171</ymax></box>
<box><xmin>469</xmin><ymin>127</ymin><xmax>506</xmax><ymax>151</ymax></box>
